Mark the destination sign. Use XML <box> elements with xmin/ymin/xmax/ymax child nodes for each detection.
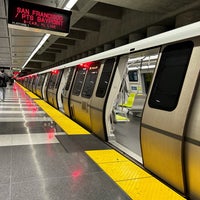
<box><xmin>8</xmin><ymin>0</ymin><xmax>72</xmax><ymax>36</ymax></box>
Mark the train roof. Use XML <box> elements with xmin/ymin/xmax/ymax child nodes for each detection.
<box><xmin>22</xmin><ymin>21</ymin><xmax>200</xmax><ymax>77</ymax></box>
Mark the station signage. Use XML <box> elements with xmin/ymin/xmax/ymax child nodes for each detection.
<box><xmin>8</xmin><ymin>0</ymin><xmax>72</xmax><ymax>36</ymax></box>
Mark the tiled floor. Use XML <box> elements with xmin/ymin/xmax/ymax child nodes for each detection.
<box><xmin>0</xmin><ymin>84</ymin><xmax>131</xmax><ymax>200</ymax></box>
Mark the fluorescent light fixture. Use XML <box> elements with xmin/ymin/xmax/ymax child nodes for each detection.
<box><xmin>142</xmin><ymin>65</ymin><xmax>155</xmax><ymax>69</ymax></box>
<box><xmin>143</xmin><ymin>54</ymin><xmax>158</xmax><ymax>61</ymax></box>
<box><xmin>128</xmin><ymin>56</ymin><xmax>145</xmax><ymax>62</ymax></box>
<box><xmin>128</xmin><ymin>54</ymin><xmax>158</xmax><ymax>63</ymax></box>
<box><xmin>22</xmin><ymin>34</ymin><xmax>50</xmax><ymax>69</ymax></box>
<box><xmin>128</xmin><ymin>65</ymin><xmax>155</xmax><ymax>71</ymax></box>
<box><xmin>64</xmin><ymin>0</ymin><xmax>78</xmax><ymax>10</ymax></box>
<box><xmin>128</xmin><ymin>67</ymin><xmax>138</xmax><ymax>70</ymax></box>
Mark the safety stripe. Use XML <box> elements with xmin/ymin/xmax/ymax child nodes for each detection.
<box><xmin>17</xmin><ymin>83</ymin><xmax>90</xmax><ymax>135</ymax></box>
<box><xmin>26</xmin><ymin>91</ymin><xmax>40</xmax><ymax>99</ymax></box>
<box><xmin>185</xmin><ymin>137</ymin><xmax>200</xmax><ymax>146</ymax></box>
<box><xmin>85</xmin><ymin>149</ymin><xmax>186</xmax><ymax>200</ymax></box>
<box><xmin>34</xmin><ymin>100</ymin><xmax>90</xmax><ymax>135</ymax></box>
<box><xmin>141</xmin><ymin>123</ymin><xmax>182</xmax><ymax>141</ymax></box>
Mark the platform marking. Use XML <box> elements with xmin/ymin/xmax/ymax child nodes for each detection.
<box><xmin>0</xmin><ymin>133</ymin><xmax>62</xmax><ymax>147</ymax></box>
<box><xmin>26</xmin><ymin>91</ymin><xmax>40</xmax><ymax>99</ymax></box>
<box><xmin>34</xmin><ymin>100</ymin><xmax>89</xmax><ymax>135</ymax></box>
<box><xmin>17</xmin><ymin>83</ymin><xmax>90</xmax><ymax>135</ymax></box>
<box><xmin>85</xmin><ymin>149</ymin><xmax>186</xmax><ymax>200</ymax></box>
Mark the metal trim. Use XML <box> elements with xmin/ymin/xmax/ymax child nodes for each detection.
<box><xmin>141</xmin><ymin>123</ymin><xmax>183</xmax><ymax>141</ymax></box>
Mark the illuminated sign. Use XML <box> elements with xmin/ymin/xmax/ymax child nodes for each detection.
<box><xmin>8</xmin><ymin>0</ymin><xmax>72</xmax><ymax>36</ymax></box>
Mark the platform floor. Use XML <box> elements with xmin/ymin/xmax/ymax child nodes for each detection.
<box><xmin>0</xmin><ymin>83</ymin><xmax>186</xmax><ymax>200</ymax></box>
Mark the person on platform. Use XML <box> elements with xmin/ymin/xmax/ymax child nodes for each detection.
<box><xmin>0</xmin><ymin>69</ymin><xmax>9</xmax><ymax>102</ymax></box>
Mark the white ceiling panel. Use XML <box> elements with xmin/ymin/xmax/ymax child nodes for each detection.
<box><xmin>0</xmin><ymin>19</ymin><xmax>8</xmax><ymax>37</ymax></box>
<box><xmin>0</xmin><ymin>48</ymin><xmax>10</xmax><ymax>53</ymax></box>
<box><xmin>12</xmin><ymin>47</ymin><xmax>35</xmax><ymax>53</ymax></box>
<box><xmin>12</xmin><ymin>52</ymin><xmax>31</xmax><ymax>57</ymax></box>
<box><xmin>0</xmin><ymin>38</ymin><xmax>10</xmax><ymax>48</ymax></box>
<box><xmin>0</xmin><ymin>53</ymin><xmax>11</xmax><ymax>58</ymax></box>
<box><xmin>0</xmin><ymin>0</ymin><xmax>6</xmax><ymax>17</ymax></box>
<box><xmin>11</xmin><ymin>37</ymin><xmax>42</xmax><ymax>46</ymax></box>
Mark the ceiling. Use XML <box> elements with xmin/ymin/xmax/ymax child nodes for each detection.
<box><xmin>1</xmin><ymin>0</ymin><xmax>200</xmax><ymax>76</ymax></box>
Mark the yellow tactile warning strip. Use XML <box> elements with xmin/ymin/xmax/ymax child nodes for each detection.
<box><xmin>85</xmin><ymin>149</ymin><xmax>186</xmax><ymax>200</ymax></box>
<box><xmin>26</xmin><ymin>91</ymin><xmax>40</xmax><ymax>99</ymax></box>
<box><xmin>17</xmin><ymin>83</ymin><xmax>90</xmax><ymax>135</ymax></box>
<box><xmin>34</xmin><ymin>100</ymin><xmax>89</xmax><ymax>135</ymax></box>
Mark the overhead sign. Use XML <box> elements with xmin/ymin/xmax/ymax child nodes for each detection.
<box><xmin>8</xmin><ymin>0</ymin><xmax>72</xmax><ymax>36</ymax></box>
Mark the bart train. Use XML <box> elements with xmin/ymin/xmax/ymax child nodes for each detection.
<box><xmin>17</xmin><ymin>22</ymin><xmax>200</xmax><ymax>199</ymax></box>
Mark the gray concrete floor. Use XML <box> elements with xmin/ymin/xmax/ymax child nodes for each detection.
<box><xmin>0</xmin><ymin>84</ymin><xmax>131</xmax><ymax>200</ymax></box>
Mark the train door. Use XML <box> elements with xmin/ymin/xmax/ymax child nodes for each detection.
<box><xmin>90</xmin><ymin>58</ymin><xmax>118</xmax><ymax>140</ymax></box>
<box><xmin>106</xmin><ymin>48</ymin><xmax>159</xmax><ymax>163</ymax></box>
<box><xmin>70</xmin><ymin>62</ymin><xmax>101</xmax><ymax>130</ymax></box>
<box><xmin>46</xmin><ymin>69</ymin><xmax>63</xmax><ymax>109</ymax></box>
<box><xmin>54</xmin><ymin>69</ymin><xmax>63</xmax><ymax>110</ymax></box>
<box><xmin>32</xmin><ymin>75</ymin><xmax>38</xmax><ymax>94</ymax></box>
<box><xmin>57</xmin><ymin>68</ymin><xmax>75</xmax><ymax>112</ymax></box>
<box><xmin>62</xmin><ymin>67</ymin><xmax>76</xmax><ymax>116</ymax></box>
<box><xmin>24</xmin><ymin>77</ymin><xmax>28</xmax><ymax>88</ymax></box>
<box><xmin>184</xmin><ymin>74</ymin><xmax>200</xmax><ymax>200</ymax></box>
<box><xmin>141</xmin><ymin>39</ymin><xmax>197</xmax><ymax>194</ymax></box>
<box><xmin>27</xmin><ymin>76</ymin><xmax>33</xmax><ymax>91</ymax></box>
<box><xmin>43</xmin><ymin>72</ymin><xmax>51</xmax><ymax>102</ymax></box>
<box><xmin>36</xmin><ymin>73</ymin><xmax>46</xmax><ymax>99</ymax></box>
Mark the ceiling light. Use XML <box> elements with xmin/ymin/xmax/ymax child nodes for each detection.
<box><xmin>64</xmin><ymin>0</ymin><xmax>78</xmax><ymax>10</ymax></box>
<box><xmin>22</xmin><ymin>34</ymin><xmax>50</xmax><ymax>69</ymax></box>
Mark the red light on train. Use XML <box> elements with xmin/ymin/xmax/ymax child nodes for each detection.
<box><xmin>79</xmin><ymin>63</ymin><xmax>84</xmax><ymax>68</ymax></box>
<box><xmin>52</xmin><ymin>70</ymin><xmax>59</xmax><ymax>74</ymax></box>
<box><xmin>78</xmin><ymin>62</ymin><xmax>94</xmax><ymax>69</ymax></box>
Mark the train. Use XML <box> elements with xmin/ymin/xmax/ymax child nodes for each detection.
<box><xmin>17</xmin><ymin>21</ymin><xmax>200</xmax><ymax>199</ymax></box>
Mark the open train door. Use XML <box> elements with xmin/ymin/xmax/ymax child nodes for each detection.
<box><xmin>141</xmin><ymin>39</ymin><xmax>198</xmax><ymax>194</ymax></box>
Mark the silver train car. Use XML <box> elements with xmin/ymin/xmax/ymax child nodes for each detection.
<box><xmin>17</xmin><ymin>22</ymin><xmax>200</xmax><ymax>199</ymax></box>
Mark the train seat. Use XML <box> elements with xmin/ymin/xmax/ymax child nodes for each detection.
<box><xmin>129</xmin><ymin>94</ymin><xmax>146</xmax><ymax>116</ymax></box>
<box><xmin>119</xmin><ymin>93</ymin><xmax>135</xmax><ymax>108</ymax></box>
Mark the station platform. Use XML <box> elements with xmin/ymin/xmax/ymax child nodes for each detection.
<box><xmin>0</xmin><ymin>82</ymin><xmax>186</xmax><ymax>200</ymax></box>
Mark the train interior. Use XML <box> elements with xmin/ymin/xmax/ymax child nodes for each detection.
<box><xmin>108</xmin><ymin>48</ymin><xmax>160</xmax><ymax>163</ymax></box>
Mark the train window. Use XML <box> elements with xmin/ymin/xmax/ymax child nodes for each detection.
<box><xmin>81</xmin><ymin>62</ymin><xmax>100</xmax><ymax>98</ymax></box>
<box><xmin>148</xmin><ymin>41</ymin><xmax>193</xmax><ymax>111</ymax></box>
<box><xmin>48</xmin><ymin>74</ymin><xmax>56</xmax><ymax>89</ymax></box>
<box><xmin>37</xmin><ymin>74</ymin><xmax>46</xmax><ymax>86</ymax></box>
<box><xmin>143</xmin><ymin>73</ymin><xmax>153</xmax><ymax>93</ymax></box>
<box><xmin>64</xmin><ymin>67</ymin><xmax>75</xmax><ymax>91</ymax></box>
<box><xmin>128</xmin><ymin>70</ymin><xmax>138</xmax><ymax>82</ymax></box>
<box><xmin>45</xmin><ymin>73</ymin><xmax>51</xmax><ymax>88</ymax></box>
<box><xmin>96</xmin><ymin>58</ymin><xmax>115</xmax><ymax>98</ymax></box>
<box><xmin>32</xmin><ymin>76</ymin><xmax>38</xmax><ymax>86</ymax></box>
<box><xmin>72</xmin><ymin>68</ymin><xmax>87</xmax><ymax>96</ymax></box>
<box><xmin>55</xmin><ymin>71</ymin><xmax>62</xmax><ymax>89</ymax></box>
